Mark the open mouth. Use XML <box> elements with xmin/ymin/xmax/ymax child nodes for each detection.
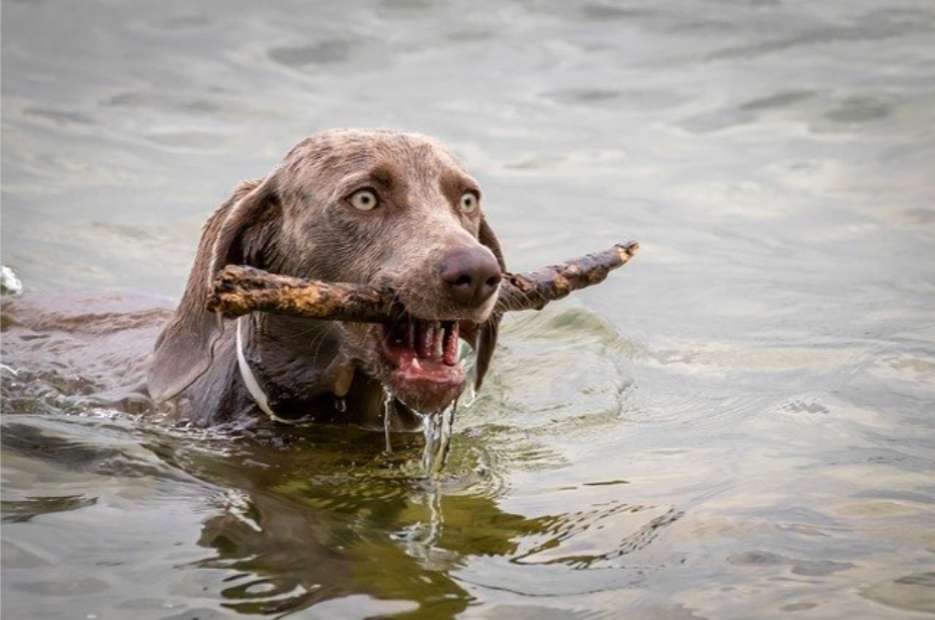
<box><xmin>380</xmin><ymin>315</ymin><xmax>465</xmax><ymax>413</ymax></box>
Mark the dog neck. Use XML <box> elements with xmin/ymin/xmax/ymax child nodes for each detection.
<box><xmin>231</xmin><ymin>314</ymin><xmax>424</xmax><ymax>431</ymax></box>
<box><xmin>235</xmin><ymin>316</ymin><xmax>300</xmax><ymax>425</ymax></box>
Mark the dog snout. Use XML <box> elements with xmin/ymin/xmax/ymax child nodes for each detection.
<box><xmin>439</xmin><ymin>246</ymin><xmax>502</xmax><ymax>308</ymax></box>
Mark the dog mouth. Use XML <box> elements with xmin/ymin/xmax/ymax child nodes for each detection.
<box><xmin>378</xmin><ymin>314</ymin><xmax>465</xmax><ymax>413</ymax></box>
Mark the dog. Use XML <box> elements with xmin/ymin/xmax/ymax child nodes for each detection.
<box><xmin>147</xmin><ymin>130</ymin><xmax>505</xmax><ymax>429</ymax></box>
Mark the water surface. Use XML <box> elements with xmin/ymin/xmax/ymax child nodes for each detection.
<box><xmin>3</xmin><ymin>1</ymin><xmax>935</xmax><ymax>618</ymax></box>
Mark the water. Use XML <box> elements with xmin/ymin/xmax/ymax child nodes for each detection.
<box><xmin>384</xmin><ymin>389</ymin><xmax>395</xmax><ymax>453</ymax></box>
<box><xmin>2</xmin><ymin>0</ymin><xmax>935</xmax><ymax>617</ymax></box>
<box><xmin>419</xmin><ymin>405</ymin><xmax>456</xmax><ymax>475</ymax></box>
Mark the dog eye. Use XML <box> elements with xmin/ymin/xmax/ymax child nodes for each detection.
<box><xmin>459</xmin><ymin>192</ymin><xmax>479</xmax><ymax>213</ymax></box>
<box><xmin>348</xmin><ymin>188</ymin><xmax>379</xmax><ymax>211</ymax></box>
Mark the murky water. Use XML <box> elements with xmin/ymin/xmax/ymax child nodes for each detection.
<box><xmin>3</xmin><ymin>0</ymin><xmax>935</xmax><ymax>618</ymax></box>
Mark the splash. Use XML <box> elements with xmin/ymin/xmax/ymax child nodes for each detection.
<box><xmin>1</xmin><ymin>265</ymin><xmax>23</xmax><ymax>295</ymax></box>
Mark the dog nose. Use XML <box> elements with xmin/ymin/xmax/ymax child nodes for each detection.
<box><xmin>439</xmin><ymin>247</ymin><xmax>502</xmax><ymax>307</ymax></box>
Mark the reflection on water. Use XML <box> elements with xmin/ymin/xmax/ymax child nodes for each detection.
<box><xmin>3</xmin><ymin>0</ymin><xmax>935</xmax><ymax>618</ymax></box>
<box><xmin>2</xmin><ymin>407</ymin><xmax>686</xmax><ymax>618</ymax></box>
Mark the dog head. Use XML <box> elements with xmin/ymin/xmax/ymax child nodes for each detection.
<box><xmin>149</xmin><ymin>130</ymin><xmax>504</xmax><ymax>415</ymax></box>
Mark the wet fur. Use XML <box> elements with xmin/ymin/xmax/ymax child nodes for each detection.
<box><xmin>147</xmin><ymin>130</ymin><xmax>505</xmax><ymax>428</ymax></box>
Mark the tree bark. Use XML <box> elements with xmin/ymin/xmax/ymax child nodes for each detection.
<box><xmin>207</xmin><ymin>241</ymin><xmax>639</xmax><ymax>321</ymax></box>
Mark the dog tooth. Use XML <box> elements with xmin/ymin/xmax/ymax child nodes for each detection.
<box><xmin>434</xmin><ymin>322</ymin><xmax>444</xmax><ymax>359</ymax></box>
<box><xmin>442</xmin><ymin>322</ymin><xmax>459</xmax><ymax>366</ymax></box>
<box><xmin>420</xmin><ymin>321</ymin><xmax>434</xmax><ymax>358</ymax></box>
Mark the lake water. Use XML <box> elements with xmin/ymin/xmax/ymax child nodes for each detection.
<box><xmin>3</xmin><ymin>1</ymin><xmax>935</xmax><ymax>618</ymax></box>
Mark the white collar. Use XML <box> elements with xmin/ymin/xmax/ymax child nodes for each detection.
<box><xmin>235</xmin><ymin>316</ymin><xmax>299</xmax><ymax>425</ymax></box>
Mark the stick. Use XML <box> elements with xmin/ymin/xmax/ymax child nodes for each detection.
<box><xmin>495</xmin><ymin>242</ymin><xmax>639</xmax><ymax>312</ymax></box>
<box><xmin>207</xmin><ymin>268</ymin><xmax>400</xmax><ymax>322</ymax></box>
<box><xmin>207</xmin><ymin>241</ymin><xmax>639</xmax><ymax>320</ymax></box>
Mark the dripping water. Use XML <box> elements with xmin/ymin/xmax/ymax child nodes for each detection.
<box><xmin>383</xmin><ymin>389</ymin><xmax>395</xmax><ymax>453</ymax></box>
<box><xmin>382</xmin><ymin>341</ymin><xmax>476</xmax><ymax>473</ymax></box>
<box><xmin>382</xmin><ymin>385</ymin><xmax>456</xmax><ymax>474</ymax></box>
<box><xmin>417</xmin><ymin>341</ymin><xmax>475</xmax><ymax>474</ymax></box>
<box><xmin>419</xmin><ymin>402</ymin><xmax>456</xmax><ymax>475</ymax></box>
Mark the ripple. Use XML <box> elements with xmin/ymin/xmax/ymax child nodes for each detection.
<box><xmin>738</xmin><ymin>90</ymin><xmax>816</xmax><ymax>112</ymax></box>
<box><xmin>1</xmin><ymin>494</ymin><xmax>98</xmax><ymax>523</ymax></box>
<box><xmin>861</xmin><ymin>572</ymin><xmax>935</xmax><ymax>614</ymax></box>
<box><xmin>645</xmin><ymin>339</ymin><xmax>862</xmax><ymax>374</ymax></box>
<box><xmin>825</xmin><ymin>96</ymin><xmax>891</xmax><ymax>123</ymax></box>
<box><xmin>381</xmin><ymin>0</ymin><xmax>433</xmax><ymax>11</ymax></box>
<box><xmin>727</xmin><ymin>550</ymin><xmax>854</xmax><ymax>576</ymax></box>
<box><xmin>542</xmin><ymin>88</ymin><xmax>622</xmax><ymax>105</ymax></box>
<box><xmin>515</xmin><ymin>503</ymin><xmax>684</xmax><ymax>569</ymax></box>
<box><xmin>779</xmin><ymin>399</ymin><xmax>830</xmax><ymax>415</ymax></box>
<box><xmin>144</xmin><ymin>130</ymin><xmax>229</xmax><ymax>150</ymax></box>
<box><xmin>470</xmin><ymin>307</ymin><xmax>637</xmax><ymax>435</ymax></box>
<box><xmin>704</xmin><ymin>9</ymin><xmax>933</xmax><ymax>62</ymax></box>
<box><xmin>3</xmin><ymin>1</ymin><xmax>935</xmax><ymax>616</ymax></box>
<box><xmin>13</xmin><ymin>576</ymin><xmax>110</xmax><ymax>596</ymax></box>
<box><xmin>22</xmin><ymin>106</ymin><xmax>95</xmax><ymax>126</ymax></box>
<box><xmin>579</xmin><ymin>4</ymin><xmax>657</xmax><ymax>20</ymax></box>
<box><xmin>677</xmin><ymin>108</ymin><xmax>754</xmax><ymax>134</ymax></box>
<box><xmin>896</xmin><ymin>208</ymin><xmax>935</xmax><ymax>227</ymax></box>
<box><xmin>269</xmin><ymin>41</ymin><xmax>352</xmax><ymax>67</ymax></box>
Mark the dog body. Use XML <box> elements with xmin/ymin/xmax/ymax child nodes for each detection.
<box><xmin>147</xmin><ymin>130</ymin><xmax>504</xmax><ymax>428</ymax></box>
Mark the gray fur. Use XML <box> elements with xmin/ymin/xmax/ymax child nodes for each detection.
<box><xmin>147</xmin><ymin>130</ymin><xmax>504</xmax><ymax>428</ymax></box>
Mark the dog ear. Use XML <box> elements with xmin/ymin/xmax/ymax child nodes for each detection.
<box><xmin>474</xmin><ymin>216</ymin><xmax>506</xmax><ymax>391</ymax></box>
<box><xmin>147</xmin><ymin>175</ymin><xmax>279</xmax><ymax>402</ymax></box>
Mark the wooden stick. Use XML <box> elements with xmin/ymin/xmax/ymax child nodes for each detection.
<box><xmin>207</xmin><ymin>267</ymin><xmax>400</xmax><ymax>322</ymax></box>
<box><xmin>495</xmin><ymin>241</ymin><xmax>639</xmax><ymax>312</ymax></box>
<box><xmin>207</xmin><ymin>241</ymin><xmax>639</xmax><ymax>321</ymax></box>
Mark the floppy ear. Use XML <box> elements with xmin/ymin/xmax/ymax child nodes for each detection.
<box><xmin>147</xmin><ymin>175</ymin><xmax>279</xmax><ymax>402</ymax></box>
<box><xmin>474</xmin><ymin>216</ymin><xmax>506</xmax><ymax>390</ymax></box>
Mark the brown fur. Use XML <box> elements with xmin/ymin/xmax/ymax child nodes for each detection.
<box><xmin>147</xmin><ymin>130</ymin><xmax>504</xmax><ymax>428</ymax></box>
